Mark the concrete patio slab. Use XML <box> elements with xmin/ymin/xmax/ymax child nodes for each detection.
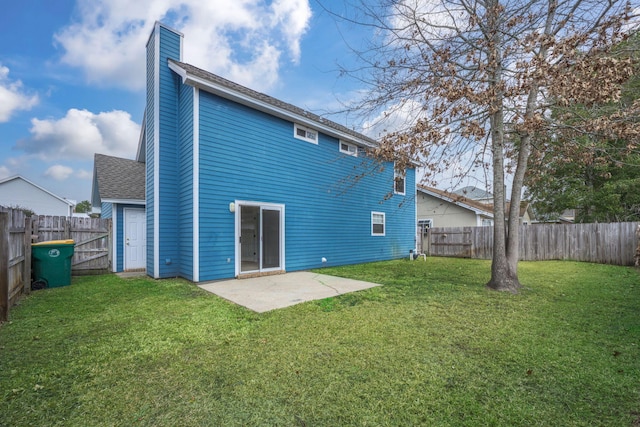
<box><xmin>198</xmin><ymin>272</ymin><xmax>381</xmax><ymax>313</ymax></box>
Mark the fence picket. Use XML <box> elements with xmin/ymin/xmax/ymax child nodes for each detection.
<box><xmin>426</xmin><ymin>222</ymin><xmax>640</xmax><ymax>266</ymax></box>
<box><xmin>0</xmin><ymin>212</ymin><xmax>8</xmax><ymax>322</ymax></box>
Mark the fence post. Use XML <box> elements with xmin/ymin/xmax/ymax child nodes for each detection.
<box><xmin>1</xmin><ymin>212</ymin><xmax>9</xmax><ymax>322</ymax></box>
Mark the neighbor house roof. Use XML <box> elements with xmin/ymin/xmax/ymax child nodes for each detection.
<box><xmin>167</xmin><ymin>59</ymin><xmax>378</xmax><ymax>149</ymax></box>
<box><xmin>417</xmin><ymin>185</ymin><xmax>529</xmax><ymax>222</ymax></box>
<box><xmin>419</xmin><ymin>185</ymin><xmax>532</xmax><ymax>221</ymax></box>
<box><xmin>453</xmin><ymin>186</ymin><xmax>493</xmax><ymax>200</ymax></box>
<box><xmin>418</xmin><ymin>185</ymin><xmax>494</xmax><ymax>217</ymax></box>
<box><xmin>93</xmin><ymin>154</ymin><xmax>145</xmax><ymax>203</ymax></box>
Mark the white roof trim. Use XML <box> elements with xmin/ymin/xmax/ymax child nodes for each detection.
<box><xmin>168</xmin><ymin>61</ymin><xmax>376</xmax><ymax>149</ymax></box>
<box><xmin>0</xmin><ymin>175</ymin><xmax>75</xmax><ymax>207</ymax></box>
<box><xmin>102</xmin><ymin>198</ymin><xmax>146</xmax><ymax>205</ymax></box>
<box><xmin>146</xmin><ymin>21</ymin><xmax>183</xmax><ymax>48</ymax></box>
<box><xmin>418</xmin><ymin>186</ymin><xmax>494</xmax><ymax>218</ymax></box>
<box><xmin>136</xmin><ymin>109</ymin><xmax>146</xmax><ymax>163</ymax></box>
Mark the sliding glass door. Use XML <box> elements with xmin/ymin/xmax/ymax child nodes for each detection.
<box><xmin>239</xmin><ymin>203</ymin><xmax>283</xmax><ymax>274</ymax></box>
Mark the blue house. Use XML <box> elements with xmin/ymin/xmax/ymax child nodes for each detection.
<box><xmin>95</xmin><ymin>22</ymin><xmax>416</xmax><ymax>282</ymax></box>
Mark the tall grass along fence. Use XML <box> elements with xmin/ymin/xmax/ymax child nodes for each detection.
<box><xmin>0</xmin><ymin>207</ymin><xmax>112</xmax><ymax>321</ymax></box>
<box><xmin>426</xmin><ymin>222</ymin><xmax>640</xmax><ymax>266</ymax></box>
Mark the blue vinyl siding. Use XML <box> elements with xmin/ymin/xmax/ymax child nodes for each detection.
<box><xmin>146</xmin><ymin>24</ymin><xmax>183</xmax><ymax>278</ymax></box>
<box><xmin>145</xmin><ymin>27</ymin><xmax>156</xmax><ymax>277</ymax></box>
<box><xmin>101</xmin><ymin>202</ymin><xmax>112</xmax><ymax>219</ymax></box>
<box><xmin>115</xmin><ymin>203</ymin><xmax>124</xmax><ymax>272</ymax></box>
<box><xmin>156</xmin><ymin>25</ymin><xmax>181</xmax><ymax>277</ymax></box>
<box><xmin>177</xmin><ymin>84</ymin><xmax>194</xmax><ymax>280</ymax></box>
<box><xmin>197</xmin><ymin>91</ymin><xmax>415</xmax><ymax>281</ymax></box>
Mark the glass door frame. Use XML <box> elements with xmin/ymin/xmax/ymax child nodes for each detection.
<box><xmin>235</xmin><ymin>200</ymin><xmax>285</xmax><ymax>276</ymax></box>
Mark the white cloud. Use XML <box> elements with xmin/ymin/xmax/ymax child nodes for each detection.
<box><xmin>388</xmin><ymin>0</ymin><xmax>468</xmax><ymax>45</ymax></box>
<box><xmin>54</xmin><ymin>0</ymin><xmax>312</xmax><ymax>91</ymax></box>
<box><xmin>0</xmin><ymin>165</ymin><xmax>10</xmax><ymax>180</ymax></box>
<box><xmin>270</xmin><ymin>0</ymin><xmax>312</xmax><ymax>62</ymax></box>
<box><xmin>76</xmin><ymin>169</ymin><xmax>93</xmax><ymax>180</ymax></box>
<box><xmin>16</xmin><ymin>109</ymin><xmax>140</xmax><ymax>160</ymax></box>
<box><xmin>44</xmin><ymin>165</ymin><xmax>74</xmax><ymax>181</ymax></box>
<box><xmin>0</xmin><ymin>65</ymin><xmax>39</xmax><ymax>122</ymax></box>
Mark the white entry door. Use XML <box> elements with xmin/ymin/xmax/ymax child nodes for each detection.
<box><xmin>124</xmin><ymin>208</ymin><xmax>146</xmax><ymax>270</ymax></box>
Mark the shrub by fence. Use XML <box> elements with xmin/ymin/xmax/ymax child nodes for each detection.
<box><xmin>0</xmin><ymin>207</ymin><xmax>112</xmax><ymax>321</ymax></box>
<box><xmin>426</xmin><ymin>222</ymin><xmax>640</xmax><ymax>266</ymax></box>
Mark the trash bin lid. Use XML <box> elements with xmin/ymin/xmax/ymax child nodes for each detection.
<box><xmin>32</xmin><ymin>239</ymin><xmax>75</xmax><ymax>246</ymax></box>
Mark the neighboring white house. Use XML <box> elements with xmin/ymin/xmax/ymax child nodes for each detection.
<box><xmin>418</xmin><ymin>185</ymin><xmax>495</xmax><ymax>230</ymax></box>
<box><xmin>417</xmin><ymin>185</ymin><xmax>533</xmax><ymax>228</ymax></box>
<box><xmin>0</xmin><ymin>175</ymin><xmax>75</xmax><ymax>216</ymax></box>
<box><xmin>416</xmin><ymin>185</ymin><xmax>534</xmax><ymax>253</ymax></box>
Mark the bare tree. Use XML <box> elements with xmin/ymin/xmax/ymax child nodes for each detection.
<box><xmin>333</xmin><ymin>0</ymin><xmax>638</xmax><ymax>292</ymax></box>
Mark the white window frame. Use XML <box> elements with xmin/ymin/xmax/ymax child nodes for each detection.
<box><xmin>294</xmin><ymin>123</ymin><xmax>318</xmax><ymax>144</ymax></box>
<box><xmin>371</xmin><ymin>211</ymin><xmax>386</xmax><ymax>236</ymax></box>
<box><xmin>394</xmin><ymin>164</ymin><xmax>406</xmax><ymax>195</ymax></box>
<box><xmin>339</xmin><ymin>140</ymin><xmax>358</xmax><ymax>157</ymax></box>
<box><xmin>418</xmin><ymin>218</ymin><xmax>433</xmax><ymax>235</ymax></box>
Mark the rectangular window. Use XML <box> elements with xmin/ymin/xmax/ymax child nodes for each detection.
<box><xmin>418</xmin><ymin>219</ymin><xmax>432</xmax><ymax>235</ymax></box>
<box><xmin>340</xmin><ymin>141</ymin><xmax>358</xmax><ymax>156</ymax></box>
<box><xmin>294</xmin><ymin>123</ymin><xmax>318</xmax><ymax>144</ymax></box>
<box><xmin>371</xmin><ymin>211</ymin><xmax>385</xmax><ymax>236</ymax></box>
<box><xmin>394</xmin><ymin>165</ymin><xmax>405</xmax><ymax>195</ymax></box>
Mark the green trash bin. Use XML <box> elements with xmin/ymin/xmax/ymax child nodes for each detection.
<box><xmin>32</xmin><ymin>240</ymin><xmax>75</xmax><ymax>288</ymax></box>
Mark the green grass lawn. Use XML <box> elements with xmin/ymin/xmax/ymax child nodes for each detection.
<box><xmin>1</xmin><ymin>258</ymin><xmax>639</xmax><ymax>426</ymax></box>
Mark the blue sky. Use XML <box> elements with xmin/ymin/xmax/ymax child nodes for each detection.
<box><xmin>0</xmin><ymin>0</ymin><xmax>371</xmax><ymax>203</ymax></box>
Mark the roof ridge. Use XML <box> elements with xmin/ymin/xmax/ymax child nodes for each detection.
<box><xmin>168</xmin><ymin>59</ymin><xmax>377</xmax><ymax>146</ymax></box>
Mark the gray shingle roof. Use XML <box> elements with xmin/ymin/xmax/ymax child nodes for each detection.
<box><xmin>168</xmin><ymin>59</ymin><xmax>378</xmax><ymax>147</ymax></box>
<box><xmin>453</xmin><ymin>186</ymin><xmax>493</xmax><ymax>200</ymax></box>
<box><xmin>94</xmin><ymin>153</ymin><xmax>145</xmax><ymax>201</ymax></box>
<box><xmin>418</xmin><ymin>185</ymin><xmax>494</xmax><ymax>215</ymax></box>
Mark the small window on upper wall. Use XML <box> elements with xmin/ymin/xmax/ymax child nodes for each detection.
<box><xmin>340</xmin><ymin>141</ymin><xmax>358</xmax><ymax>157</ymax></box>
<box><xmin>394</xmin><ymin>165</ymin><xmax>406</xmax><ymax>195</ymax></box>
<box><xmin>371</xmin><ymin>211</ymin><xmax>385</xmax><ymax>236</ymax></box>
<box><xmin>294</xmin><ymin>124</ymin><xmax>318</xmax><ymax>144</ymax></box>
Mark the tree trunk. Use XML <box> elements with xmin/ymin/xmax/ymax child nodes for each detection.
<box><xmin>486</xmin><ymin>124</ymin><xmax>522</xmax><ymax>293</ymax></box>
<box><xmin>500</xmin><ymin>1</ymin><xmax>554</xmax><ymax>290</ymax></box>
<box><xmin>486</xmin><ymin>100</ymin><xmax>522</xmax><ymax>292</ymax></box>
<box><xmin>485</xmin><ymin>0</ymin><xmax>521</xmax><ymax>293</ymax></box>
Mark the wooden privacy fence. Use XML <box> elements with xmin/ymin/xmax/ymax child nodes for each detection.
<box><xmin>31</xmin><ymin>215</ymin><xmax>112</xmax><ymax>274</ymax></box>
<box><xmin>0</xmin><ymin>208</ymin><xmax>112</xmax><ymax>321</ymax></box>
<box><xmin>0</xmin><ymin>208</ymin><xmax>32</xmax><ymax>321</ymax></box>
<box><xmin>426</xmin><ymin>222</ymin><xmax>640</xmax><ymax>266</ymax></box>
